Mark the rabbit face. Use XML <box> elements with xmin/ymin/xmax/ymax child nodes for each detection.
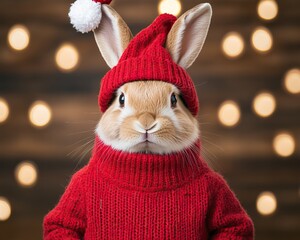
<box><xmin>96</xmin><ymin>81</ymin><xmax>199</xmax><ymax>154</ymax></box>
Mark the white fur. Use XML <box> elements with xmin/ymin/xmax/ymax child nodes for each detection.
<box><xmin>96</xmin><ymin>124</ymin><xmax>141</xmax><ymax>152</ymax></box>
<box><xmin>96</xmin><ymin>119</ymin><xmax>198</xmax><ymax>154</ymax></box>
<box><xmin>96</xmin><ymin>123</ymin><xmax>143</xmax><ymax>153</ymax></box>
<box><xmin>166</xmin><ymin>3</ymin><xmax>212</xmax><ymax>69</ymax></box>
<box><xmin>96</xmin><ymin>90</ymin><xmax>138</xmax><ymax>152</ymax></box>
<box><xmin>160</xmin><ymin>107</ymin><xmax>181</xmax><ymax>130</ymax></box>
<box><xmin>133</xmin><ymin>121</ymin><xmax>147</xmax><ymax>133</ymax></box>
<box><xmin>160</xmin><ymin>89</ymin><xmax>181</xmax><ymax>130</ymax></box>
<box><xmin>69</xmin><ymin>0</ymin><xmax>102</xmax><ymax>33</ymax></box>
<box><xmin>150</xmin><ymin>105</ymin><xmax>199</xmax><ymax>153</ymax></box>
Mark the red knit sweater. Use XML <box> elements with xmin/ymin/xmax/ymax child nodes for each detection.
<box><xmin>43</xmin><ymin>137</ymin><xmax>254</xmax><ymax>239</ymax></box>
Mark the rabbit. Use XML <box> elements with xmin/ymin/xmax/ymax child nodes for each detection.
<box><xmin>43</xmin><ymin>2</ymin><xmax>254</xmax><ymax>239</ymax></box>
<box><xmin>96</xmin><ymin>80</ymin><xmax>199</xmax><ymax>154</ymax></box>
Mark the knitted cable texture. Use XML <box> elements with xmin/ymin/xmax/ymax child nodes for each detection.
<box><xmin>43</xmin><ymin>137</ymin><xmax>254</xmax><ymax>239</ymax></box>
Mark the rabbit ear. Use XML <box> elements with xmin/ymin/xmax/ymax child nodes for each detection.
<box><xmin>166</xmin><ymin>3</ymin><xmax>212</xmax><ymax>69</ymax></box>
<box><xmin>93</xmin><ymin>5</ymin><xmax>133</xmax><ymax>68</ymax></box>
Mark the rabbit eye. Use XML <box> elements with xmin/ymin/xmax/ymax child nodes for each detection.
<box><xmin>119</xmin><ymin>93</ymin><xmax>125</xmax><ymax>108</ymax></box>
<box><xmin>171</xmin><ymin>93</ymin><xmax>177</xmax><ymax>108</ymax></box>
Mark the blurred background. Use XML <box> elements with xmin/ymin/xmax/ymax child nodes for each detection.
<box><xmin>0</xmin><ymin>0</ymin><xmax>299</xmax><ymax>239</ymax></box>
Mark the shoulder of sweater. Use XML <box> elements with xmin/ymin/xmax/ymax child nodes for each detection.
<box><xmin>67</xmin><ymin>165</ymin><xmax>90</xmax><ymax>188</ymax></box>
<box><xmin>72</xmin><ymin>165</ymin><xmax>89</xmax><ymax>178</ymax></box>
<box><xmin>200</xmin><ymin>170</ymin><xmax>232</xmax><ymax>195</ymax></box>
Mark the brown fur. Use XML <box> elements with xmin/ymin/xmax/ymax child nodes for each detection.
<box><xmin>96</xmin><ymin>81</ymin><xmax>199</xmax><ymax>154</ymax></box>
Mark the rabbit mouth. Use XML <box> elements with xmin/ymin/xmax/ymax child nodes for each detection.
<box><xmin>132</xmin><ymin>139</ymin><xmax>158</xmax><ymax>152</ymax></box>
<box><xmin>138</xmin><ymin>139</ymin><xmax>155</xmax><ymax>145</ymax></box>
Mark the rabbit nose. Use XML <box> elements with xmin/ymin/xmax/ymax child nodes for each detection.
<box><xmin>146</xmin><ymin>123</ymin><xmax>157</xmax><ymax>132</ymax></box>
<box><xmin>137</xmin><ymin>112</ymin><xmax>155</xmax><ymax>130</ymax></box>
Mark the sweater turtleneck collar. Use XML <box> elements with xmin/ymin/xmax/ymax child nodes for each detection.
<box><xmin>89</xmin><ymin>136</ymin><xmax>209</xmax><ymax>191</ymax></box>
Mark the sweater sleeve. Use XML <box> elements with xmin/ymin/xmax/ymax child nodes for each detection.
<box><xmin>43</xmin><ymin>166</ymin><xmax>88</xmax><ymax>240</ymax></box>
<box><xmin>205</xmin><ymin>172</ymin><xmax>254</xmax><ymax>240</ymax></box>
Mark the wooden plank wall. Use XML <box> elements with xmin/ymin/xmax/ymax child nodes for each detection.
<box><xmin>0</xmin><ymin>0</ymin><xmax>299</xmax><ymax>239</ymax></box>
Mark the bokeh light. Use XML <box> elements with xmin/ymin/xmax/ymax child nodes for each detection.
<box><xmin>257</xmin><ymin>0</ymin><xmax>278</xmax><ymax>21</ymax></box>
<box><xmin>0</xmin><ymin>197</ymin><xmax>11</xmax><ymax>221</ymax></box>
<box><xmin>256</xmin><ymin>191</ymin><xmax>277</xmax><ymax>215</ymax></box>
<box><xmin>158</xmin><ymin>0</ymin><xmax>182</xmax><ymax>17</ymax></box>
<box><xmin>55</xmin><ymin>43</ymin><xmax>79</xmax><ymax>72</ymax></box>
<box><xmin>218</xmin><ymin>100</ymin><xmax>241</xmax><ymax>127</ymax></box>
<box><xmin>7</xmin><ymin>24</ymin><xmax>30</xmax><ymax>51</ymax></box>
<box><xmin>15</xmin><ymin>161</ymin><xmax>38</xmax><ymax>187</ymax></box>
<box><xmin>251</xmin><ymin>27</ymin><xmax>273</xmax><ymax>53</ymax></box>
<box><xmin>222</xmin><ymin>32</ymin><xmax>245</xmax><ymax>58</ymax></box>
<box><xmin>273</xmin><ymin>132</ymin><xmax>296</xmax><ymax>157</ymax></box>
<box><xmin>252</xmin><ymin>92</ymin><xmax>276</xmax><ymax>117</ymax></box>
<box><xmin>284</xmin><ymin>68</ymin><xmax>300</xmax><ymax>94</ymax></box>
<box><xmin>28</xmin><ymin>101</ymin><xmax>52</xmax><ymax>128</ymax></box>
<box><xmin>0</xmin><ymin>98</ymin><xmax>9</xmax><ymax>123</ymax></box>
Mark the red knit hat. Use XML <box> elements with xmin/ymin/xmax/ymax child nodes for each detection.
<box><xmin>69</xmin><ymin>1</ymin><xmax>212</xmax><ymax>116</ymax></box>
<box><xmin>98</xmin><ymin>14</ymin><xmax>199</xmax><ymax>115</ymax></box>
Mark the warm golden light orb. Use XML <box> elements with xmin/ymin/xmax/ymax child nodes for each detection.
<box><xmin>284</xmin><ymin>68</ymin><xmax>300</xmax><ymax>94</ymax></box>
<box><xmin>7</xmin><ymin>24</ymin><xmax>30</xmax><ymax>51</ymax></box>
<box><xmin>55</xmin><ymin>43</ymin><xmax>79</xmax><ymax>72</ymax></box>
<box><xmin>158</xmin><ymin>0</ymin><xmax>182</xmax><ymax>17</ymax></box>
<box><xmin>257</xmin><ymin>0</ymin><xmax>278</xmax><ymax>21</ymax></box>
<box><xmin>0</xmin><ymin>98</ymin><xmax>9</xmax><ymax>123</ymax></box>
<box><xmin>252</xmin><ymin>92</ymin><xmax>276</xmax><ymax>117</ymax></box>
<box><xmin>251</xmin><ymin>27</ymin><xmax>273</xmax><ymax>53</ymax></box>
<box><xmin>218</xmin><ymin>100</ymin><xmax>241</xmax><ymax>127</ymax></box>
<box><xmin>222</xmin><ymin>32</ymin><xmax>245</xmax><ymax>58</ymax></box>
<box><xmin>28</xmin><ymin>101</ymin><xmax>52</xmax><ymax>128</ymax></box>
<box><xmin>0</xmin><ymin>197</ymin><xmax>11</xmax><ymax>221</ymax></box>
<box><xmin>273</xmin><ymin>132</ymin><xmax>296</xmax><ymax>157</ymax></box>
<box><xmin>256</xmin><ymin>191</ymin><xmax>277</xmax><ymax>215</ymax></box>
<box><xmin>15</xmin><ymin>161</ymin><xmax>38</xmax><ymax>187</ymax></box>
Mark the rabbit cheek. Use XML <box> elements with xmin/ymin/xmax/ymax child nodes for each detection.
<box><xmin>176</xmin><ymin>112</ymin><xmax>199</xmax><ymax>139</ymax></box>
<box><xmin>97</xmin><ymin>109</ymin><xmax>122</xmax><ymax>141</ymax></box>
<box><xmin>118</xmin><ymin>117</ymin><xmax>141</xmax><ymax>142</ymax></box>
<box><xmin>153</xmin><ymin>118</ymin><xmax>176</xmax><ymax>143</ymax></box>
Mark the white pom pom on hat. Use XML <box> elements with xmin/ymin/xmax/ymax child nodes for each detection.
<box><xmin>69</xmin><ymin>0</ymin><xmax>112</xmax><ymax>33</ymax></box>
